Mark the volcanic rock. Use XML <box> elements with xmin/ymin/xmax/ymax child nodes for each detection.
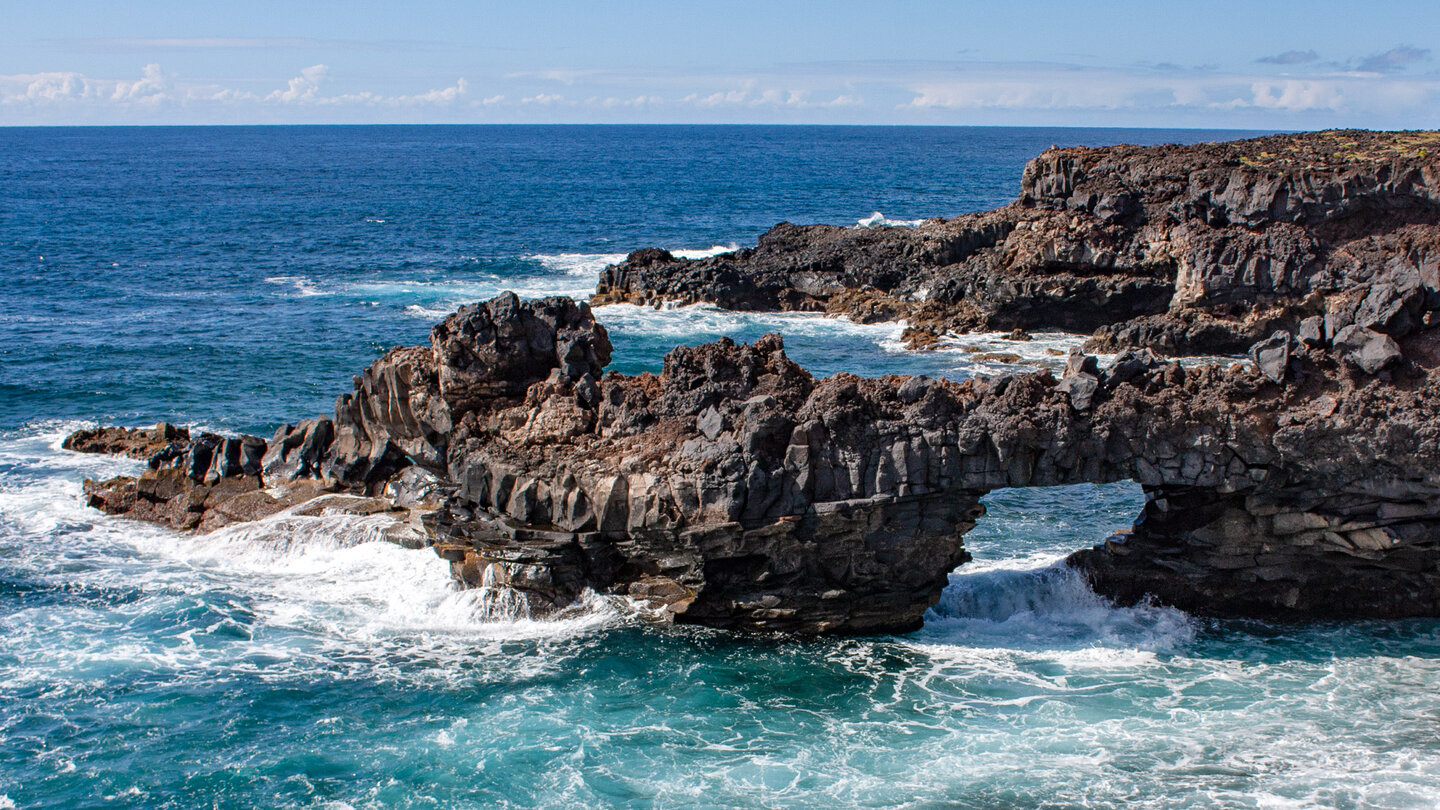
<box><xmin>64</xmin><ymin>131</ymin><xmax>1440</xmax><ymax>635</ymax></box>
<box><xmin>597</xmin><ymin>130</ymin><xmax>1440</xmax><ymax>359</ymax></box>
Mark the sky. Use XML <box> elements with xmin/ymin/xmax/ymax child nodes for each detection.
<box><xmin>4</xmin><ymin>0</ymin><xmax>1440</xmax><ymax>128</ymax></box>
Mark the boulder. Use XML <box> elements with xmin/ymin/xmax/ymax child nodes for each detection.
<box><xmin>430</xmin><ymin>292</ymin><xmax>611</xmax><ymax>411</ymax></box>
<box><xmin>1248</xmin><ymin>331</ymin><xmax>1292</xmax><ymax>384</ymax></box>
<box><xmin>1333</xmin><ymin>325</ymin><xmax>1403</xmax><ymax>374</ymax></box>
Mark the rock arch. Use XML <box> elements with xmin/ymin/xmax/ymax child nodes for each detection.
<box><xmin>75</xmin><ymin>130</ymin><xmax>1440</xmax><ymax>634</ymax></box>
<box><xmin>267</xmin><ymin>295</ymin><xmax>1438</xmax><ymax>634</ymax></box>
<box><xmin>76</xmin><ymin>293</ymin><xmax>1440</xmax><ymax>634</ymax></box>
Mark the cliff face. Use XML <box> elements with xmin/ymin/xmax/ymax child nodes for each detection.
<box><xmin>69</xmin><ymin>131</ymin><xmax>1440</xmax><ymax>635</ymax></box>
<box><xmin>597</xmin><ymin>130</ymin><xmax>1440</xmax><ymax>356</ymax></box>
<box><xmin>74</xmin><ymin>292</ymin><xmax>1440</xmax><ymax>633</ymax></box>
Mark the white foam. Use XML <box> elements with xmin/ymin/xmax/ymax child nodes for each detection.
<box><xmin>262</xmin><ymin>275</ymin><xmax>329</xmax><ymax>297</ymax></box>
<box><xmin>0</xmin><ymin>425</ymin><xmax>625</xmax><ymax>687</ymax></box>
<box><xmin>876</xmin><ymin>329</ymin><xmax>1112</xmax><ymax>376</ymax></box>
<box><xmin>670</xmin><ymin>244</ymin><xmax>739</xmax><ymax>260</ymax></box>
<box><xmin>855</xmin><ymin>211</ymin><xmax>930</xmax><ymax>229</ymax></box>
<box><xmin>917</xmin><ymin>555</ymin><xmax>1195</xmax><ymax>655</ymax></box>
<box><xmin>404</xmin><ymin>303</ymin><xmax>454</xmax><ymax>320</ymax></box>
<box><xmin>357</xmin><ymin>275</ymin><xmax>595</xmax><ymax>317</ymax></box>
<box><xmin>594</xmin><ymin>301</ymin><xmax>905</xmax><ymax>344</ymax></box>
<box><xmin>526</xmin><ymin>245</ymin><xmax>737</xmax><ymax>280</ymax></box>
<box><xmin>527</xmin><ymin>252</ymin><xmax>628</xmax><ymax>277</ymax></box>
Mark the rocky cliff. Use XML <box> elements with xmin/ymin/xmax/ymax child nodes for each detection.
<box><xmin>68</xmin><ymin>131</ymin><xmax>1440</xmax><ymax>634</ymax></box>
<box><xmin>596</xmin><ymin>130</ymin><xmax>1440</xmax><ymax>356</ymax></box>
<box><xmin>72</xmin><ymin>304</ymin><xmax>1440</xmax><ymax>632</ymax></box>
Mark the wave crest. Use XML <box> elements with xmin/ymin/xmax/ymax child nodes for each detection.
<box><xmin>855</xmin><ymin>211</ymin><xmax>929</xmax><ymax>228</ymax></box>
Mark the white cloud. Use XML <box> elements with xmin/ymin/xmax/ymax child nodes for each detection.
<box><xmin>897</xmin><ymin>62</ymin><xmax>1440</xmax><ymax>124</ymax></box>
<box><xmin>591</xmin><ymin>95</ymin><xmax>663</xmax><ymax>109</ymax></box>
<box><xmin>0</xmin><ymin>63</ymin><xmax>472</xmax><ymax>121</ymax></box>
<box><xmin>404</xmin><ymin>78</ymin><xmax>468</xmax><ymax>104</ymax></box>
<box><xmin>1246</xmin><ymin>79</ymin><xmax>1346</xmax><ymax>111</ymax></box>
<box><xmin>111</xmin><ymin>63</ymin><xmax>170</xmax><ymax>105</ymax></box>
<box><xmin>14</xmin><ymin>71</ymin><xmax>93</xmax><ymax>101</ymax></box>
<box><xmin>2</xmin><ymin>57</ymin><xmax>1439</xmax><ymax>127</ymax></box>
<box><xmin>267</xmin><ymin>64</ymin><xmax>328</xmax><ymax>103</ymax></box>
<box><xmin>676</xmin><ymin>86</ymin><xmax>859</xmax><ymax>109</ymax></box>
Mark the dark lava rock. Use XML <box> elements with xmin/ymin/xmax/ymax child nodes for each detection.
<box><xmin>65</xmin><ymin>132</ymin><xmax>1440</xmax><ymax>636</ymax></box>
<box><xmin>1249</xmin><ymin>331</ymin><xmax>1293</xmax><ymax>384</ymax></box>
<box><xmin>599</xmin><ymin>130</ymin><xmax>1440</xmax><ymax>360</ymax></box>
<box><xmin>1334</xmin><ymin>325</ymin><xmax>1403</xmax><ymax>374</ymax></box>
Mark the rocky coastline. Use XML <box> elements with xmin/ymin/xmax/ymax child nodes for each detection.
<box><xmin>68</xmin><ymin>130</ymin><xmax>1440</xmax><ymax>634</ymax></box>
<box><xmin>597</xmin><ymin>130</ymin><xmax>1440</xmax><ymax>357</ymax></box>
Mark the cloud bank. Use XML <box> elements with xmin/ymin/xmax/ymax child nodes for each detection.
<box><xmin>3</xmin><ymin>51</ymin><xmax>1439</xmax><ymax>128</ymax></box>
<box><xmin>1257</xmin><ymin>50</ymin><xmax>1320</xmax><ymax>65</ymax></box>
<box><xmin>0</xmin><ymin>64</ymin><xmax>471</xmax><ymax>123</ymax></box>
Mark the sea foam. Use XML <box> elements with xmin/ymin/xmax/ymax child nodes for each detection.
<box><xmin>854</xmin><ymin>211</ymin><xmax>930</xmax><ymax>228</ymax></box>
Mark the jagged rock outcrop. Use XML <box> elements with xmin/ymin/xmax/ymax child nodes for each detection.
<box><xmin>75</xmin><ymin>424</ymin><xmax>311</xmax><ymax>533</ymax></box>
<box><xmin>1072</xmin><ymin>333</ymin><xmax>1440</xmax><ymax>618</ymax></box>
<box><xmin>433</xmin><ymin>315</ymin><xmax>1440</xmax><ymax>630</ymax></box>
<box><xmin>597</xmin><ymin>130</ymin><xmax>1440</xmax><ymax>356</ymax></box>
<box><xmin>260</xmin><ymin>292</ymin><xmax>611</xmax><ymax>490</ymax></box>
<box><xmin>73</xmin><ymin>294</ymin><xmax>610</xmax><ymax>537</ymax></box>
<box><xmin>69</xmin><ymin>287</ymin><xmax>1440</xmax><ymax>632</ymax></box>
<box><xmin>66</xmin><ymin>132</ymin><xmax>1440</xmax><ymax>636</ymax></box>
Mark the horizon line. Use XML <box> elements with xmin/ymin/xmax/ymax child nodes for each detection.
<box><xmin>0</xmin><ymin>122</ymin><xmax>1296</xmax><ymax>131</ymax></box>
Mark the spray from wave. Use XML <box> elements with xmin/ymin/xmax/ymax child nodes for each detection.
<box><xmin>262</xmin><ymin>275</ymin><xmax>329</xmax><ymax>297</ymax></box>
<box><xmin>919</xmin><ymin>554</ymin><xmax>1194</xmax><ymax>655</ymax></box>
<box><xmin>0</xmin><ymin>424</ymin><xmax>625</xmax><ymax>658</ymax></box>
<box><xmin>855</xmin><ymin>212</ymin><xmax>930</xmax><ymax>228</ymax></box>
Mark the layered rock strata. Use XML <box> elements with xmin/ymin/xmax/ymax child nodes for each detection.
<box><xmin>596</xmin><ymin>130</ymin><xmax>1440</xmax><ymax>357</ymax></box>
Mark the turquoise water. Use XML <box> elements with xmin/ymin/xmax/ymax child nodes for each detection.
<box><xmin>3</xmin><ymin>127</ymin><xmax>1439</xmax><ymax>808</ymax></box>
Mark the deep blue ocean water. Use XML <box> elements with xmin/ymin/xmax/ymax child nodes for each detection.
<box><xmin>3</xmin><ymin>126</ymin><xmax>1440</xmax><ymax>809</ymax></box>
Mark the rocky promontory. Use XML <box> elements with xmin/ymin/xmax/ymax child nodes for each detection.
<box><xmin>67</xmin><ymin>131</ymin><xmax>1440</xmax><ymax>634</ymax></box>
<box><xmin>597</xmin><ymin>130</ymin><xmax>1440</xmax><ymax>357</ymax></box>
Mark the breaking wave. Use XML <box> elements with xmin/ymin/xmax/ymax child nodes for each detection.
<box><xmin>855</xmin><ymin>211</ymin><xmax>930</xmax><ymax>228</ymax></box>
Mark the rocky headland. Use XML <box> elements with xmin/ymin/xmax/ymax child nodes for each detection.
<box><xmin>597</xmin><ymin>130</ymin><xmax>1440</xmax><ymax>357</ymax></box>
<box><xmin>68</xmin><ymin>130</ymin><xmax>1440</xmax><ymax>634</ymax></box>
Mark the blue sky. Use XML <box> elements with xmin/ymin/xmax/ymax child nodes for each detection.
<box><xmin>4</xmin><ymin>0</ymin><xmax>1440</xmax><ymax>127</ymax></box>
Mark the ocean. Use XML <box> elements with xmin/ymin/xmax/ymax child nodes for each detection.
<box><xmin>2</xmin><ymin>125</ymin><xmax>1438</xmax><ymax>809</ymax></box>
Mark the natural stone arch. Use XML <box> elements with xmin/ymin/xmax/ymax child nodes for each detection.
<box><xmin>76</xmin><ymin>294</ymin><xmax>1440</xmax><ymax>634</ymax></box>
<box><xmin>72</xmin><ymin>132</ymin><xmax>1440</xmax><ymax>635</ymax></box>
<box><xmin>336</xmin><ymin>299</ymin><xmax>1436</xmax><ymax>633</ymax></box>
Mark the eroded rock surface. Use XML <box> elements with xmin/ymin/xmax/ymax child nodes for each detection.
<box><xmin>67</xmin><ymin>132</ymin><xmax>1440</xmax><ymax>634</ymax></box>
<box><xmin>70</xmin><ymin>294</ymin><xmax>607</xmax><ymax>538</ymax></box>
<box><xmin>69</xmin><ymin>289</ymin><xmax>1440</xmax><ymax>632</ymax></box>
<box><xmin>597</xmin><ymin>130</ymin><xmax>1440</xmax><ymax>357</ymax></box>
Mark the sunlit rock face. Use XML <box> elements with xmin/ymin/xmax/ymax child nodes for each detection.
<box><xmin>600</xmin><ymin>130</ymin><xmax>1440</xmax><ymax>357</ymax></box>
<box><xmin>69</xmin><ymin>131</ymin><xmax>1440</xmax><ymax>634</ymax></box>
